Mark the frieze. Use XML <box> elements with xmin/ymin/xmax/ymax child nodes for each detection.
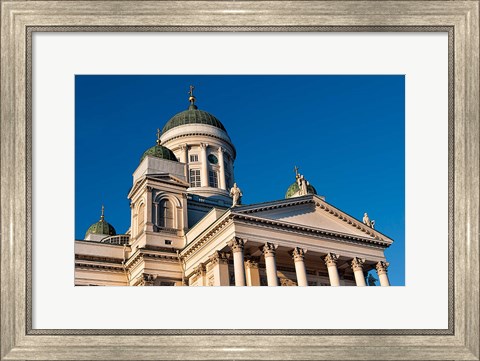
<box><xmin>75</xmin><ymin>263</ymin><xmax>124</xmax><ymax>272</ymax></box>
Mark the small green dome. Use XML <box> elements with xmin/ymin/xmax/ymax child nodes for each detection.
<box><xmin>85</xmin><ymin>207</ymin><xmax>116</xmax><ymax>238</ymax></box>
<box><xmin>162</xmin><ymin>105</ymin><xmax>226</xmax><ymax>133</ymax></box>
<box><xmin>140</xmin><ymin>144</ymin><xmax>178</xmax><ymax>162</ymax></box>
<box><xmin>285</xmin><ymin>182</ymin><xmax>317</xmax><ymax>198</ymax></box>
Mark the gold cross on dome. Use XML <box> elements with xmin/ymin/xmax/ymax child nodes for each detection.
<box><xmin>189</xmin><ymin>85</ymin><xmax>195</xmax><ymax>97</ymax></box>
<box><xmin>294</xmin><ymin>165</ymin><xmax>299</xmax><ymax>177</ymax></box>
<box><xmin>156</xmin><ymin>128</ymin><xmax>161</xmax><ymax>144</ymax></box>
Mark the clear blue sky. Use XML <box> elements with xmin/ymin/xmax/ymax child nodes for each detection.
<box><xmin>75</xmin><ymin>75</ymin><xmax>405</xmax><ymax>286</ymax></box>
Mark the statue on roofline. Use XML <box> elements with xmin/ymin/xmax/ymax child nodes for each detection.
<box><xmin>230</xmin><ymin>183</ymin><xmax>243</xmax><ymax>207</ymax></box>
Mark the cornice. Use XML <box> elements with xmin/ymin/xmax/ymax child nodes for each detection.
<box><xmin>232</xmin><ymin>212</ymin><xmax>391</xmax><ymax>247</ymax></box>
<box><xmin>75</xmin><ymin>262</ymin><xmax>124</xmax><ymax>273</ymax></box>
<box><xmin>161</xmin><ymin>132</ymin><xmax>237</xmax><ymax>159</ymax></box>
<box><xmin>235</xmin><ymin>195</ymin><xmax>393</xmax><ymax>243</ymax></box>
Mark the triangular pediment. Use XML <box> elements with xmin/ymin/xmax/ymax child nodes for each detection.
<box><xmin>234</xmin><ymin>195</ymin><xmax>392</xmax><ymax>243</ymax></box>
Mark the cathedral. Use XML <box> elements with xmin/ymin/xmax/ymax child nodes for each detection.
<box><xmin>75</xmin><ymin>87</ymin><xmax>393</xmax><ymax>287</ymax></box>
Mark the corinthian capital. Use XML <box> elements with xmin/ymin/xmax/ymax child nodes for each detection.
<box><xmin>200</xmin><ymin>143</ymin><xmax>208</xmax><ymax>150</ymax></box>
<box><xmin>291</xmin><ymin>247</ymin><xmax>306</xmax><ymax>262</ymax></box>
<box><xmin>351</xmin><ymin>257</ymin><xmax>366</xmax><ymax>272</ymax></box>
<box><xmin>324</xmin><ymin>252</ymin><xmax>339</xmax><ymax>267</ymax></box>
<box><xmin>262</xmin><ymin>242</ymin><xmax>277</xmax><ymax>257</ymax></box>
<box><xmin>209</xmin><ymin>251</ymin><xmax>229</xmax><ymax>265</ymax></box>
<box><xmin>228</xmin><ymin>237</ymin><xmax>245</xmax><ymax>253</ymax></box>
<box><xmin>194</xmin><ymin>263</ymin><xmax>206</xmax><ymax>276</ymax></box>
<box><xmin>376</xmin><ymin>261</ymin><xmax>389</xmax><ymax>275</ymax></box>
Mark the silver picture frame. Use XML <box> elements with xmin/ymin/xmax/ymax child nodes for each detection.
<box><xmin>1</xmin><ymin>1</ymin><xmax>478</xmax><ymax>360</ymax></box>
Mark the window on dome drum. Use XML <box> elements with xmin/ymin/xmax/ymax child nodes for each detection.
<box><xmin>189</xmin><ymin>169</ymin><xmax>201</xmax><ymax>187</ymax></box>
<box><xmin>209</xmin><ymin>170</ymin><xmax>219</xmax><ymax>188</ymax></box>
<box><xmin>207</xmin><ymin>153</ymin><xmax>218</xmax><ymax>164</ymax></box>
<box><xmin>158</xmin><ymin>199</ymin><xmax>174</xmax><ymax>229</ymax></box>
<box><xmin>190</xmin><ymin>154</ymin><xmax>199</xmax><ymax>162</ymax></box>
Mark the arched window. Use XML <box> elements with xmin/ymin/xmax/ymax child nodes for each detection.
<box><xmin>158</xmin><ymin>199</ymin><xmax>174</xmax><ymax>228</ymax></box>
<box><xmin>137</xmin><ymin>203</ymin><xmax>145</xmax><ymax>234</ymax></box>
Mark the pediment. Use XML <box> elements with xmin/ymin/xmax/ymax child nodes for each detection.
<box><xmin>234</xmin><ymin>196</ymin><xmax>392</xmax><ymax>243</ymax></box>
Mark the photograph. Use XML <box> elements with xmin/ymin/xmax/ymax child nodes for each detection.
<box><xmin>75</xmin><ymin>75</ymin><xmax>405</xmax><ymax>287</ymax></box>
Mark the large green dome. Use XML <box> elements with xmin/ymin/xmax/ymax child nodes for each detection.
<box><xmin>285</xmin><ymin>182</ymin><xmax>317</xmax><ymax>198</ymax></box>
<box><xmin>162</xmin><ymin>105</ymin><xmax>226</xmax><ymax>133</ymax></box>
<box><xmin>140</xmin><ymin>144</ymin><xmax>178</xmax><ymax>162</ymax></box>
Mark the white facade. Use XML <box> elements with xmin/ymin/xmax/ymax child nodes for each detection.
<box><xmin>75</xmin><ymin>93</ymin><xmax>393</xmax><ymax>287</ymax></box>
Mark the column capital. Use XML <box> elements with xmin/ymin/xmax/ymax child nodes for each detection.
<box><xmin>218</xmin><ymin>146</ymin><xmax>225</xmax><ymax>154</ymax></box>
<box><xmin>351</xmin><ymin>257</ymin><xmax>366</xmax><ymax>272</ymax></box>
<box><xmin>228</xmin><ymin>237</ymin><xmax>245</xmax><ymax>253</ymax></box>
<box><xmin>291</xmin><ymin>247</ymin><xmax>306</xmax><ymax>262</ymax></box>
<box><xmin>324</xmin><ymin>252</ymin><xmax>339</xmax><ymax>267</ymax></box>
<box><xmin>262</xmin><ymin>242</ymin><xmax>277</xmax><ymax>257</ymax></box>
<box><xmin>245</xmin><ymin>257</ymin><xmax>260</xmax><ymax>269</ymax></box>
<box><xmin>141</xmin><ymin>273</ymin><xmax>157</xmax><ymax>286</ymax></box>
<box><xmin>194</xmin><ymin>263</ymin><xmax>206</xmax><ymax>276</ymax></box>
<box><xmin>146</xmin><ymin>186</ymin><xmax>153</xmax><ymax>192</ymax></box>
<box><xmin>209</xmin><ymin>251</ymin><xmax>229</xmax><ymax>266</ymax></box>
<box><xmin>200</xmin><ymin>142</ymin><xmax>208</xmax><ymax>149</ymax></box>
<box><xmin>376</xmin><ymin>261</ymin><xmax>389</xmax><ymax>275</ymax></box>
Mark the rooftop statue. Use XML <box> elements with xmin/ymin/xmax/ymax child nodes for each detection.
<box><xmin>363</xmin><ymin>212</ymin><xmax>376</xmax><ymax>229</ymax></box>
<box><xmin>230</xmin><ymin>183</ymin><xmax>243</xmax><ymax>207</ymax></box>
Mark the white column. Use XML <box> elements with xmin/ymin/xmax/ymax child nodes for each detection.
<box><xmin>228</xmin><ymin>238</ymin><xmax>246</xmax><ymax>286</ymax></box>
<box><xmin>179</xmin><ymin>145</ymin><xmax>188</xmax><ymax>163</ymax></box>
<box><xmin>199</xmin><ymin>143</ymin><xmax>209</xmax><ymax>187</ymax></box>
<box><xmin>324</xmin><ymin>253</ymin><xmax>340</xmax><ymax>286</ymax></box>
<box><xmin>376</xmin><ymin>261</ymin><xmax>391</xmax><ymax>286</ymax></box>
<box><xmin>292</xmin><ymin>247</ymin><xmax>308</xmax><ymax>286</ymax></box>
<box><xmin>351</xmin><ymin>257</ymin><xmax>367</xmax><ymax>286</ymax></box>
<box><xmin>245</xmin><ymin>258</ymin><xmax>261</xmax><ymax>286</ymax></box>
<box><xmin>145</xmin><ymin>186</ymin><xmax>154</xmax><ymax>232</ymax></box>
<box><xmin>263</xmin><ymin>243</ymin><xmax>279</xmax><ymax>286</ymax></box>
<box><xmin>192</xmin><ymin>263</ymin><xmax>206</xmax><ymax>286</ymax></box>
<box><xmin>180</xmin><ymin>145</ymin><xmax>188</xmax><ymax>178</ymax></box>
<box><xmin>217</xmin><ymin>147</ymin><xmax>227</xmax><ymax>190</ymax></box>
<box><xmin>209</xmin><ymin>251</ymin><xmax>230</xmax><ymax>286</ymax></box>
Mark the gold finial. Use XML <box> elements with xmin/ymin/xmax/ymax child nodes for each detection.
<box><xmin>100</xmin><ymin>204</ymin><xmax>105</xmax><ymax>221</ymax></box>
<box><xmin>188</xmin><ymin>85</ymin><xmax>196</xmax><ymax>105</ymax></box>
<box><xmin>294</xmin><ymin>165</ymin><xmax>299</xmax><ymax>178</ymax></box>
<box><xmin>156</xmin><ymin>128</ymin><xmax>161</xmax><ymax>145</ymax></box>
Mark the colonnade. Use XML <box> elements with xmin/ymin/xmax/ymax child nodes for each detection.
<box><xmin>205</xmin><ymin>238</ymin><xmax>391</xmax><ymax>287</ymax></box>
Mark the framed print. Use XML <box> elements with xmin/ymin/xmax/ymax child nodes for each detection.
<box><xmin>1</xmin><ymin>1</ymin><xmax>478</xmax><ymax>360</ymax></box>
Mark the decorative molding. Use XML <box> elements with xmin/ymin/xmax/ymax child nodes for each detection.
<box><xmin>140</xmin><ymin>273</ymin><xmax>157</xmax><ymax>286</ymax></box>
<box><xmin>351</xmin><ymin>257</ymin><xmax>366</xmax><ymax>272</ymax></box>
<box><xmin>194</xmin><ymin>263</ymin><xmax>206</xmax><ymax>277</ymax></box>
<box><xmin>324</xmin><ymin>252</ymin><xmax>339</xmax><ymax>267</ymax></box>
<box><xmin>262</xmin><ymin>242</ymin><xmax>277</xmax><ymax>257</ymax></box>
<box><xmin>228</xmin><ymin>237</ymin><xmax>245</xmax><ymax>253</ymax></box>
<box><xmin>291</xmin><ymin>247</ymin><xmax>306</xmax><ymax>262</ymax></box>
<box><xmin>376</xmin><ymin>261</ymin><xmax>390</xmax><ymax>275</ymax></box>
<box><xmin>209</xmin><ymin>251</ymin><xmax>229</xmax><ymax>266</ymax></box>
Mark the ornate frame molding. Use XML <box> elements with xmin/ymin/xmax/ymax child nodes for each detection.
<box><xmin>0</xmin><ymin>1</ymin><xmax>478</xmax><ymax>360</ymax></box>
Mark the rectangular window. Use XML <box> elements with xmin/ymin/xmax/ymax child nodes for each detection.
<box><xmin>165</xmin><ymin>240</ymin><xmax>172</xmax><ymax>245</ymax></box>
<box><xmin>209</xmin><ymin>170</ymin><xmax>218</xmax><ymax>188</ymax></box>
<box><xmin>190</xmin><ymin>154</ymin><xmax>199</xmax><ymax>162</ymax></box>
<box><xmin>189</xmin><ymin>169</ymin><xmax>201</xmax><ymax>187</ymax></box>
